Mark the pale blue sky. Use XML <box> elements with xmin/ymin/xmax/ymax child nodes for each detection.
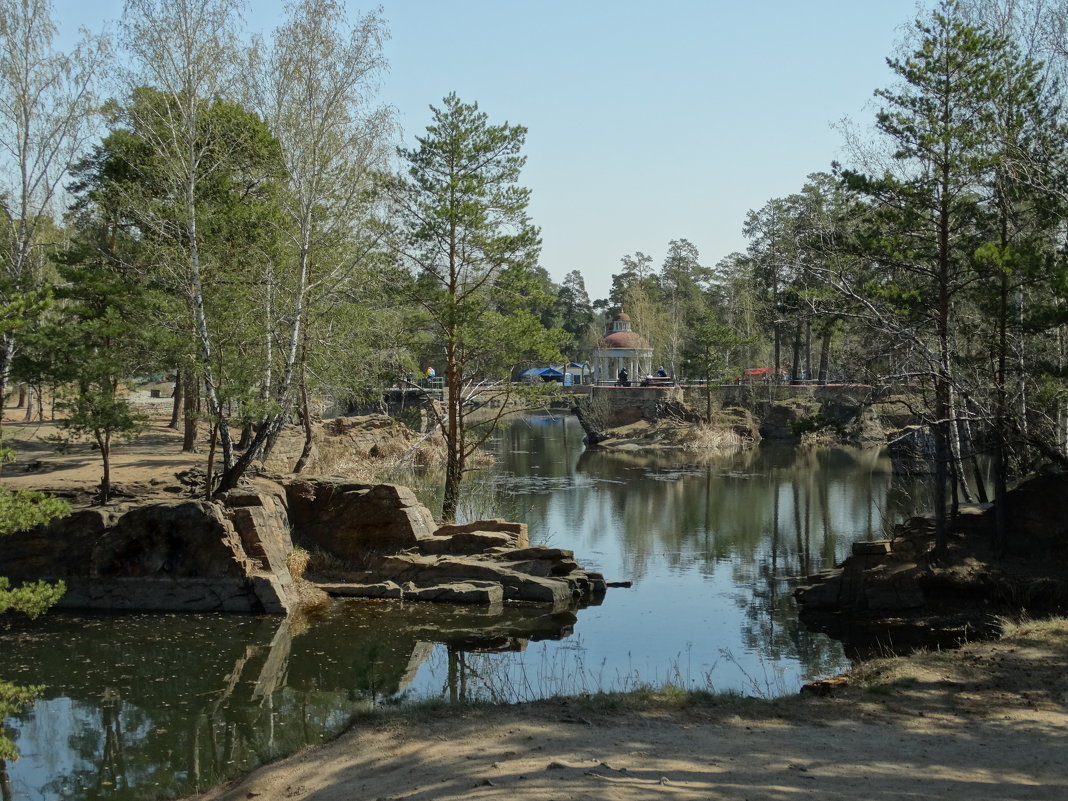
<box><xmin>55</xmin><ymin>0</ymin><xmax>924</xmax><ymax>301</ymax></box>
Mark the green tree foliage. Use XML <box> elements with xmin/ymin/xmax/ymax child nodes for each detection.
<box><xmin>0</xmin><ymin>0</ymin><xmax>107</xmax><ymax>408</ymax></box>
<box><xmin>118</xmin><ymin>0</ymin><xmax>270</xmax><ymax>488</ymax></box>
<box><xmin>743</xmin><ymin>197</ymin><xmax>797</xmax><ymax>375</ymax></box>
<box><xmin>659</xmin><ymin>238</ymin><xmax>710</xmax><ymax>377</ymax></box>
<box><xmin>687</xmin><ymin>310</ymin><xmax>747</xmax><ymax>421</ymax></box>
<box><xmin>392</xmin><ymin>93</ymin><xmax>562</xmax><ymax>521</ymax></box>
<box><xmin>69</xmin><ymin>83</ymin><xmax>287</xmax><ymax>490</ymax></box>
<box><xmin>832</xmin><ymin>0</ymin><xmax>1067</xmax><ymax>550</ymax></box>
<box><xmin>0</xmin><ymin>376</ymin><xmax>68</xmax><ymax>768</ymax></box>
<box><xmin>554</xmin><ymin>269</ymin><xmax>595</xmax><ymax>359</ymax></box>
<box><xmin>0</xmin><ymin>680</ymin><xmax>43</xmax><ymax>762</ymax></box>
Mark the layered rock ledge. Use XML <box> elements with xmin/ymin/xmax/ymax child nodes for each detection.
<box><xmin>1</xmin><ymin>476</ymin><xmax>606</xmax><ymax>615</ymax></box>
<box><xmin>794</xmin><ymin>472</ymin><xmax>1068</xmax><ymax>656</ymax></box>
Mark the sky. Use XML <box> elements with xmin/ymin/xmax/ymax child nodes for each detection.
<box><xmin>53</xmin><ymin>0</ymin><xmax>926</xmax><ymax>302</ymax></box>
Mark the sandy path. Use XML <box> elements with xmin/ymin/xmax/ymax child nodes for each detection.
<box><xmin>198</xmin><ymin>623</ymin><xmax>1068</xmax><ymax>801</ymax></box>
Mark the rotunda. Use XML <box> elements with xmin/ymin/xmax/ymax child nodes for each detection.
<box><xmin>591</xmin><ymin>313</ymin><xmax>653</xmax><ymax>384</ymax></box>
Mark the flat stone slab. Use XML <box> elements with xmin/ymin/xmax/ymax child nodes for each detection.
<box><xmin>316</xmin><ymin>579</ymin><xmax>503</xmax><ymax>605</ymax></box>
<box><xmin>373</xmin><ymin>554</ymin><xmax>576</xmax><ymax>607</ymax></box>
<box><xmin>419</xmin><ymin>531</ymin><xmax>516</xmax><ymax>555</ymax></box>
<box><xmin>318</xmin><ymin>581</ymin><xmax>404</xmax><ymax>599</ymax></box>
<box><xmin>404</xmin><ymin>581</ymin><xmax>504</xmax><ymax>605</ymax></box>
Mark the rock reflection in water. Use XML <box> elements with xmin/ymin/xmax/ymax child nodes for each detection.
<box><xmin>0</xmin><ymin>599</ymin><xmax>577</xmax><ymax>801</ymax></box>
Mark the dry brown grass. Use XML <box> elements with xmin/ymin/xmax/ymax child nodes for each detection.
<box><xmin>286</xmin><ymin>546</ymin><xmax>310</xmax><ymax>580</ymax></box>
<box><xmin>682</xmin><ymin>423</ymin><xmax>746</xmax><ymax>452</ymax></box>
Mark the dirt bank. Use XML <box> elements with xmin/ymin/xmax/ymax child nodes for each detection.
<box><xmin>194</xmin><ymin>618</ymin><xmax>1068</xmax><ymax>801</ymax></box>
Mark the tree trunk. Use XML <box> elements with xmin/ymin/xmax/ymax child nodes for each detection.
<box><xmin>790</xmin><ymin>315</ymin><xmax>802</xmax><ymax>383</ymax></box>
<box><xmin>1015</xmin><ymin>284</ymin><xmax>1029</xmax><ymax>467</ymax></box>
<box><xmin>1</xmin><ymin>758</ymin><xmax>13</xmax><ymax>801</ymax></box>
<box><xmin>705</xmin><ymin>364</ymin><xmax>713</xmax><ymax>423</ymax></box>
<box><xmin>442</xmin><ymin>357</ymin><xmax>462</xmax><ymax>522</ymax></box>
<box><xmin>804</xmin><ymin>318</ymin><xmax>812</xmax><ymax>381</ymax></box>
<box><xmin>817</xmin><ymin>326</ymin><xmax>831</xmax><ymax>384</ymax></box>
<box><xmin>183</xmin><ymin>371</ymin><xmax>199</xmax><ymax>453</ymax></box>
<box><xmin>1059</xmin><ymin>321</ymin><xmax>1068</xmax><ymax>459</ymax></box>
<box><xmin>237</xmin><ymin>422</ymin><xmax>252</xmax><ymax>450</ymax></box>
<box><xmin>205</xmin><ymin>421</ymin><xmax>218</xmax><ymax>500</ymax></box>
<box><xmin>947</xmin><ymin>388</ymin><xmax>974</xmax><ymax>504</ymax></box>
<box><xmin>168</xmin><ymin>367</ymin><xmax>183</xmax><ymax>429</ymax></box>
<box><xmin>959</xmin><ymin>394</ymin><xmax>988</xmax><ymax>504</ymax></box>
<box><xmin>100</xmin><ymin>431</ymin><xmax>111</xmax><ymax>505</ymax></box>
<box><xmin>294</xmin><ymin>377</ymin><xmax>314</xmax><ymax>474</ymax></box>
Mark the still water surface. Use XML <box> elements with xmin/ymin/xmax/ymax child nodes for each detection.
<box><xmin>1</xmin><ymin>414</ymin><xmax>924</xmax><ymax>800</ymax></box>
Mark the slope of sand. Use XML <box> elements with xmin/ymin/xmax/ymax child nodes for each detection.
<box><xmin>194</xmin><ymin>621</ymin><xmax>1068</xmax><ymax>801</ymax></box>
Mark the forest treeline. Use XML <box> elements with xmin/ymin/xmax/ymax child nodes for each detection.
<box><xmin>1</xmin><ymin>0</ymin><xmax>1067</xmax><ymax>542</ymax></box>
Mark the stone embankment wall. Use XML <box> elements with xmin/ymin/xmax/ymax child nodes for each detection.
<box><xmin>573</xmin><ymin>383</ymin><xmax>886</xmax><ymax>447</ymax></box>
<box><xmin>2</xmin><ymin>476</ymin><xmax>605</xmax><ymax>615</ymax></box>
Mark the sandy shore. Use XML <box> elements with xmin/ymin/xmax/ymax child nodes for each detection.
<box><xmin>194</xmin><ymin>620</ymin><xmax>1068</xmax><ymax>801</ymax></box>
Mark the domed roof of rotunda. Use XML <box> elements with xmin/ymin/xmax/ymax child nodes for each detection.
<box><xmin>599</xmin><ymin>330</ymin><xmax>650</xmax><ymax>349</ymax></box>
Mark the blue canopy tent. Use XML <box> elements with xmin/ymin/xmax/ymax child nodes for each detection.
<box><xmin>519</xmin><ymin>367</ymin><xmax>564</xmax><ymax>383</ymax></box>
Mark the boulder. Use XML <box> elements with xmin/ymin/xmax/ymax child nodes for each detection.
<box><xmin>985</xmin><ymin>472</ymin><xmax>1068</xmax><ymax>554</ymax></box>
<box><xmin>420</xmin><ymin>530</ymin><xmax>516</xmax><ymax>555</ymax></box>
<box><xmin>58</xmin><ymin>576</ymin><xmax>288</xmax><ymax>614</ymax></box>
<box><xmin>1</xmin><ymin>507</ymin><xmax>120</xmax><ymax>582</ymax></box>
<box><xmin>284</xmin><ymin>477</ymin><xmax>437</xmax><ymax>559</ymax></box>
<box><xmin>318</xmin><ymin>581</ymin><xmax>405</xmax><ymax>600</ymax></box>
<box><xmin>92</xmin><ymin>501</ymin><xmax>253</xmax><ymax>579</ymax></box>
<box><xmin>221</xmin><ymin>484</ymin><xmax>294</xmax><ymax>594</ymax></box>
<box><xmin>404</xmin><ymin>581</ymin><xmax>504</xmax><ymax>605</ymax></box>
<box><xmin>3</xmin><ymin>493</ymin><xmax>294</xmax><ymax>614</ymax></box>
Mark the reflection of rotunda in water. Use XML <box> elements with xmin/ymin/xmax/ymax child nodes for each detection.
<box><xmin>591</xmin><ymin>312</ymin><xmax>653</xmax><ymax>383</ymax></box>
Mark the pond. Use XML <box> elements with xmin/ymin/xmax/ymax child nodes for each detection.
<box><xmin>1</xmin><ymin>413</ymin><xmax>926</xmax><ymax>800</ymax></box>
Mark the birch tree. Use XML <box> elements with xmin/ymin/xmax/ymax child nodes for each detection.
<box><xmin>0</xmin><ymin>0</ymin><xmax>107</xmax><ymax>413</ymax></box>
<box><xmin>242</xmin><ymin>0</ymin><xmax>392</xmax><ymax>479</ymax></box>
<box><xmin>119</xmin><ymin>0</ymin><xmax>247</xmax><ymax>482</ymax></box>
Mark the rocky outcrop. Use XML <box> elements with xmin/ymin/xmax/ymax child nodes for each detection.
<box><xmin>4</xmin><ymin>497</ymin><xmax>293</xmax><ymax>614</ymax></box>
<box><xmin>574</xmin><ymin>384</ymin><xmax>885</xmax><ymax>449</ymax></box>
<box><xmin>2</xmin><ymin>475</ymin><xmax>604</xmax><ymax>616</ymax></box>
<box><xmin>366</xmin><ymin>546</ymin><xmax>606</xmax><ymax>610</ymax></box>
<box><xmin>283</xmin><ymin>478</ymin><xmax>437</xmax><ymax>560</ymax></box>
<box><xmin>795</xmin><ymin>474</ymin><xmax>1068</xmax><ymax>656</ymax></box>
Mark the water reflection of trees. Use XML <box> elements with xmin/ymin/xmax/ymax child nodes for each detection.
<box><xmin>486</xmin><ymin>419</ymin><xmax>931</xmax><ymax>677</ymax></box>
<box><xmin>0</xmin><ymin>600</ymin><xmax>580</xmax><ymax>801</ymax></box>
<box><xmin>398</xmin><ymin>418</ymin><xmax>931</xmax><ymax>687</ymax></box>
<box><xmin>564</xmin><ymin>438</ymin><xmax>919</xmax><ymax>579</ymax></box>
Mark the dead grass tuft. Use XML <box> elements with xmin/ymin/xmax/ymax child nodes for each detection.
<box><xmin>286</xmin><ymin>546</ymin><xmax>310</xmax><ymax>580</ymax></box>
<box><xmin>683</xmin><ymin>424</ymin><xmax>746</xmax><ymax>452</ymax></box>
